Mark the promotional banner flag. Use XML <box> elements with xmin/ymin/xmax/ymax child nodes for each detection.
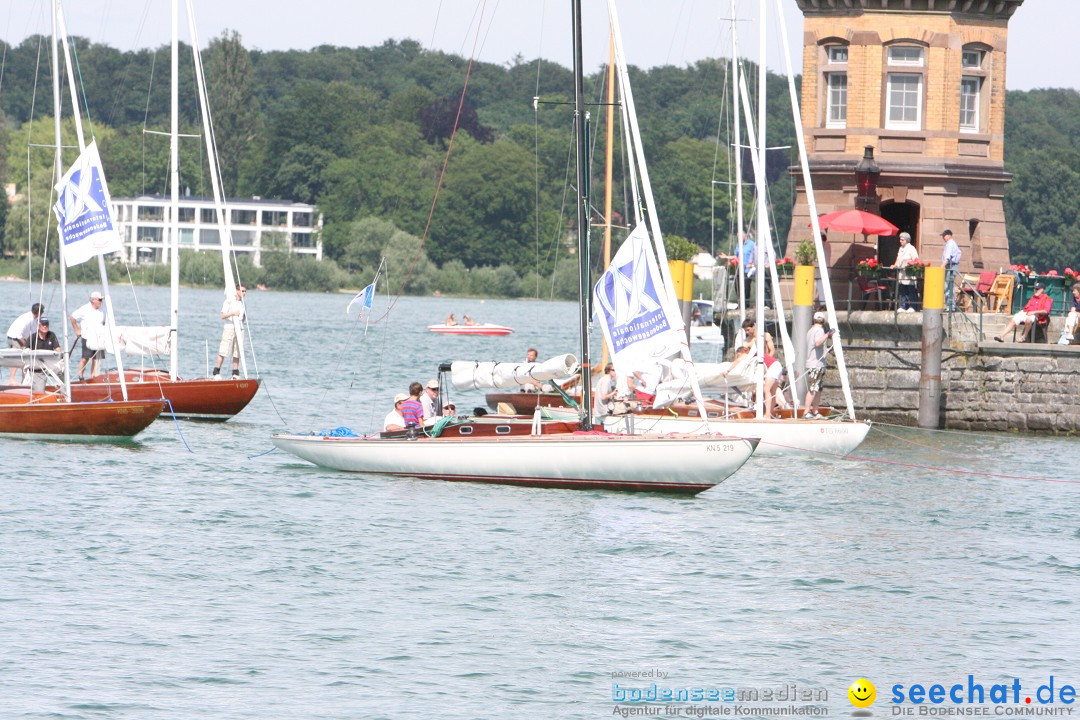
<box><xmin>52</xmin><ymin>141</ymin><xmax>122</xmax><ymax>267</ymax></box>
<box><xmin>346</xmin><ymin>276</ymin><xmax>379</xmax><ymax>318</ymax></box>
<box><xmin>592</xmin><ymin>223</ymin><xmax>685</xmax><ymax>374</ymax></box>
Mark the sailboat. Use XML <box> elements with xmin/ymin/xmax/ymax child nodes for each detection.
<box><xmin>0</xmin><ymin>0</ymin><xmax>166</xmax><ymax>441</ymax></box>
<box><xmin>544</xmin><ymin>0</ymin><xmax>869</xmax><ymax>458</ymax></box>
<box><xmin>58</xmin><ymin>0</ymin><xmax>260</xmax><ymax>421</ymax></box>
<box><xmin>271</xmin><ymin>0</ymin><xmax>758</xmax><ymax>495</ymax></box>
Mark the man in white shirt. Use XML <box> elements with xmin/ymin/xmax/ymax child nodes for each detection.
<box><xmin>70</xmin><ymin>291</ymin><xmax>105</xmax><ymax>379</ymax></box>
<box><xmin>212</xmin><ymin>285</ymin><xmax>247</xmax><ymax>379</ymax></box>
<box><xmin>6</xmin><ymin>303</ymin><xmax>44</xmax><ymax>383</ymax></box>
<box><xmin>383</xmin><ymin>393</ymin><xmax>408</xmax><ymax>432</ymax></box>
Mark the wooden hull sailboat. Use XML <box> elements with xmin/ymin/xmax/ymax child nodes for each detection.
<box><xmin>271</xmin><ymin>0</ymin><xmax>762</xmax><ymax>495</ymax></box>
<box><xmin>0</xmin><ymin>390</ymin><xmax>166</xmax><ymax>441</ymax></box>
<box><xmin>272</xmin><ymin>431</ymin><xmax>757</xmax><ymax>495</ymax></box>
<box><xmin>61</xmin><ymin>371</ymin><xmax>259</xmax><ymax>421</ymax></box>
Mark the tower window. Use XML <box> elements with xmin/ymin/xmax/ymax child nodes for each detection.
<box><xmin>886</xmin><ymin>73</ymin><xmax>922</xmax><ymax>130</ymax></box>
<box><xmin>960</xmin><ymin>76</ymin><xmax>982</xmax><ymax>132</ymax></box>
<box><xmin>826</xmin><ymin>73</ymin><xmax>847</xmax><ymax>128</ymax></box>
<box><xmin>962</xmin><ymin>50</ymin><xmax>984</xmax><ymax>69</ymax></box>
<box><xmin>887</xmin><ymin>46</ymin><xmax>924</xmax><ymax>66</ymax></box>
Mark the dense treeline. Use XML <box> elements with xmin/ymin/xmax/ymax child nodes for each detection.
<box><xmin>0</xmin><ymin>33</ymin><xmax>1076</xmax><ymax>295</ymax></box>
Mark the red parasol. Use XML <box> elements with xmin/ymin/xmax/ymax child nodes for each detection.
<box><xmin>814</xmin><ymin>209</ymin><xmax>899</xmax><ymax>236</ymax></box>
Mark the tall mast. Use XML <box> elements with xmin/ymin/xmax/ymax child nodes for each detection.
<box><xmin>185</xmin><ymin>0</ymin><xmax>248</xmax><ymax>377</ymax></box>
<box><xmin>51</xmin><ymin>0</ymin><xmax>70</xmax><ymax>401</ymax></box>
<box><xmin>571</xmin><ymin>0</ymin><xmax>592</xmax><ymax>428</ymax></box>
<box><xmin>773</xmin><ymin>0</ymin><xmax>855</xmax><ymax>419</ymax></box>
<box><xmin>753</xmin><ymin>0</ymin><xmax>768</xmax><ymax>417</ymax></box>
<box><xmin>56</xmin><ymin>0</ymin><xmax>130</xmax><ymax>400</ymax></box>
<box><xmin>731</xmin><ymin>0</ymin><xmax>746</xmax><ymax>329</ymax></box>
<box><xmin>168</xmin><ymin>0</ymin><xmax>180</xmax><ymax>381</ymax></box>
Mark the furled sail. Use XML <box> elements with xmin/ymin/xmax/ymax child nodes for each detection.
<box><xmin>450</xmin><ymin>354</ymin><xmax>578</xmax><ymax>390</ymax></box>
<box><xmin>653</xmin><ymin>358</ymin><xmax>758</xmax><ymax>407</ymax></box>
<box><xmin>116</xmin><ymin>326</ymin><xmax>171</xmax><ymax>356</ymax></box>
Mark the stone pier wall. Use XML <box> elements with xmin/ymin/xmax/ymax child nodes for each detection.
<box><xmin>815</xmin><ymin>312</ymin><xmax>1080</xmax><ymax>434</ymax></box>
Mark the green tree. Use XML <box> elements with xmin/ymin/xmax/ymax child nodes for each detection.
<box><xmin>206</xmin><ymin>30</ymin><xmax>259</xmax><ymax>197</ymax></box>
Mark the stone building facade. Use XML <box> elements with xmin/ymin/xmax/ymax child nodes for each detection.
<box><xmin>786</xmin><ymin>0</ymin><xmax>1026</xmax><ymax>283</ymax></box>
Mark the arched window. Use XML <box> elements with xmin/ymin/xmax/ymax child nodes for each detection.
<box><xmin>820</xmin><ymin>41</ymin><xmax>849</xmax><ymax>129</ymax></box>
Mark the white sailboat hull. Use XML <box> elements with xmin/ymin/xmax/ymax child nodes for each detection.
<box><xmin>599</xmin><ymin>414</ymin><xmax>870</xmax><ymax>458</ymax></box>
<box><xmin>271</xmin><ymin>432</ymin><xmax>758</xmax><ymax>495</ymax></box>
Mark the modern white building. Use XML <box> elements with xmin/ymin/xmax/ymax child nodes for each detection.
<box><xmin>112</xmin><ymin>195</ymin><xmax>322</xmax><ymax>267</ymax></box>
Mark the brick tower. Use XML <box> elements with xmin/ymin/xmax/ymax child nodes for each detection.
<box><xmin>786</xmin><ymin>0</ymin><xmax>1025</xmax><ymax>281</ymax></box>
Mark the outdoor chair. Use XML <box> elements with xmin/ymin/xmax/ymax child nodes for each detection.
<box><xmin>986</xmin><ymin>274</ymin><xmax>1015</xmax><ymax>313</ymax></box>
<box><xmin>856</xmin><ymin>275</ymin><xmax>889</xmax><ymax>310</ymax></box>
<box><xmin>959</xmin><ymin>270</ymin><xmax>997</xmax><ymax>312</ymax></box>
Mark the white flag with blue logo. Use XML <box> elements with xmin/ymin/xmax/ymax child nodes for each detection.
<box><xmin>52</xmin><ymin>141</ymin><xmax>122</xmax><ymax>267</ymax></box>
<box><xmin>592</xmin><ymin>223</ymin><xmax>685</xmax><ymax>370</ymax></box>
<box><xmin>346</xmin><ymin>274</ymin><xmax>379</xmax><ymax>318</ymax></box>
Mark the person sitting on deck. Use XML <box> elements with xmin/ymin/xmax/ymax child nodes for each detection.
<box><xmin>463</xmin><ymin>314</ymin><xmax>476</xmax><ymax>326</ymax></box>
<box><xmin>401</xmin><ymin>382</ymin><xmax>425</xmax><ymax>428</ymax></box>
<box><xmin>445</xmin><ymin>313</ymin><xmax>457</xmax><ymax>326</ymax></box>
<box><xmin>994</xmin><ymin>283</ymin><xmax>1052</xmax><ymax>342</ymax></box>
<box><xmin>25</xmin><ymin>318</ymin><xmax>61</xmax><ymax>392</ymax></box>
<box><xmin>383</xmin><ymin>393</ymin><xmax>408</xmax><ymax>432</ymax></box>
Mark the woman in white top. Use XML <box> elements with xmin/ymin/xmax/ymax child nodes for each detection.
<box><xmin>891</xmin><ymin>232</ymin><xmax>920</xmax><ymax>312</ymax></box>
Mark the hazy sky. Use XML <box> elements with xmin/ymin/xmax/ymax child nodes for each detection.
<box><xmin>2</xmin><ymin>0</ymin><xmax>1074</xmax><ymax>92</ymax></box>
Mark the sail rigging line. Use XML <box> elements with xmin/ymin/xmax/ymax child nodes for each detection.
<box><xmin>364</xmin><ymin>0</ymin><xmax>490</xmax><ymax>325</ymax></box>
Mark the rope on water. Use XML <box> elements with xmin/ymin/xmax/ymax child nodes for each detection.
<box><xmin>247</xmin><ymin>446</ymin><xmax>277</xmax><ymax>460</ymax></box>
<box><xmin>163</xmin><ymin>399</ymin><xmax>192</xmax><ymax>453</ymax></box>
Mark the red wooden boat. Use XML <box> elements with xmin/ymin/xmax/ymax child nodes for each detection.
<box><xmin>0</xmin><ymin>389</ymin><xmax>166</xmax><ymax>441</ymax></box>
<box><xmin>58</xmin><ymin>370</ymin><xmax>259</xmax><ymax>421</ymax></box>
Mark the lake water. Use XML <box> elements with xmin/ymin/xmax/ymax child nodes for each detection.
<box><xmin>2</xmin><ymin>280</ymin><xmax>1079</xmax><ymax>719</ymax></box>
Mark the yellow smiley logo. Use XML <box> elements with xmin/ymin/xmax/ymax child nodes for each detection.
<box><xmin>848</xmin><ymin>678</ymin><xmax>876</xmax><ymax>708</ymax></box>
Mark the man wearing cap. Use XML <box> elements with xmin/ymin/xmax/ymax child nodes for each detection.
<box><xmin>891</xmin><ymin>232</ymin><xmax>920</xmax><ymax>312</ymax></box>
<box><xmin>383</xmin><ymin>393</ymin><xmax>408</xmax><ymax>432</ymax></box>
<box><xmin>421</xmin><ymin>379</ymin><xmax>440</xmax><ymax>420</ymax></box>
<box><xmin>70</xmin><ymin>291</ymin><xmax>106</xmax><ymax>379</ymax></box>
<box><xmin>940</xmin><ymin>229</ymin><xmax>961</xmax><ymax>312</ymax></box>
<box><xmin>995</xmin><ymin>282</ymin><xmax>1053</xmax><ymax>342</ymax></box>
<box><xmin>802</xmin><ymin>311</ymin><xmax>836</xmax><ymax>419</ymax></box>
<box><xmin>6</xmin><ymin>302</ymin><xmax>45</xmax><ymax>383</ymax></box>
<box><xmin>26</xmin><ymin>317</ymin><xmax>61</xmax><ymax>392</ymax></box>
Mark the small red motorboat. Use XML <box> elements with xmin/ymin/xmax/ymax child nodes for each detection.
<box><xmin>428</xmin><ymin>323</ymin><xmax>513</xmax><ymax>336</ymax></box>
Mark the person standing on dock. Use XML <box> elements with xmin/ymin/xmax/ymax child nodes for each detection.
<box><xmin>892</xmin><ymin>232</ymin><xmax>920</xmax><ymax>312</ymax></box>
<box><xmin>940</xmin><ymin>230</ymin><xmax>961</xmax><ymax>312</ymax></box>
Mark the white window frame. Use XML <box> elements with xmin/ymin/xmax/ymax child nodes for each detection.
<box><xmin>887</xmin><ymin>46</ymin><xmax>924</xmax><ymax>67</ymax></box>
<box><xmin>886</xmin><ymin>73</ymin><xmax>922</xmax><ymax>130</ymax></box>
<box><xmin>960</xmin><ymin>76</ymin><xmax>981</xmax><ymax>132</ymax></box>
<box><xmin>827</xmin><ymin>46</ymin><xmax>848</xmax><ymax>64</ymax></box>
<box><xmin>962</xmin><ymin>50</ymin><xmax>984</xmax><ymax>69</ymax></box>
<box><xmin>825</xmin><ymin>72</ymin><xmax>847</xmax><ymax>128</ymax></box>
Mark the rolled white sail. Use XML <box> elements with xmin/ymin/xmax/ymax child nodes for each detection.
<box><xmin>450</xmin><ymin>354</ymin><xmax>578</xmax><ymax>390</ymax></box>
<box><xmin>116</xmin><ymin>326</ymin><xmax>171</xmax><ymax>356</ymax></box>
<box><xmin>653</xmin><ymin>358</ymin><xmax>758</xmax><ymax>406</ymax></box>
<box><xmin>0</xmin><ymin>349</ymin><xmax>66</xmax><ymax>373</ymax></box>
